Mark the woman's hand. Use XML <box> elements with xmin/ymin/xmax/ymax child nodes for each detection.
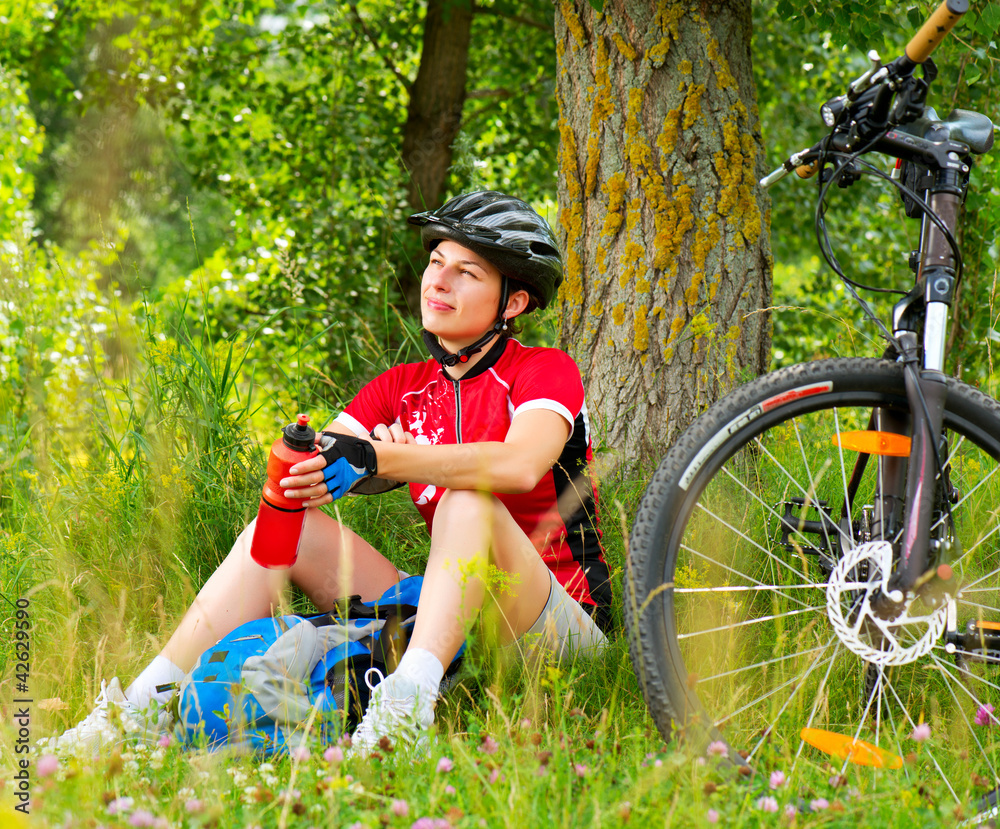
<box><xmin>279</xmin><ymin>423</ymin><xmax>410</xmax><ymax>507</ymax></box>
<box><xmin>370</xmin><ymin>422</ymin><xmax>416</xmax><ymax>445</ymax></box>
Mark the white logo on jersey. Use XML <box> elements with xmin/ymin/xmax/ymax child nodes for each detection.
<box><xmin>415</xmin><ymin>484</ymin><xmax>437</xmax><ymax>505</ymax></box>
<box><xmin>408</xmin><ymin>410</ymin><xmax>444</xmax><ymax>445</ymax></box>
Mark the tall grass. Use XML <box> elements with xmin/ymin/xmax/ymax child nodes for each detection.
<box><xmin>0</xmin><ymin>243</ymin><xmax>976</xmax><ymax>828</ymax></box>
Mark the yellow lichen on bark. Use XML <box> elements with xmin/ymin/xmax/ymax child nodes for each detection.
<box><xmin>682</xmin><ymin>83</ymin><xmax>705</xmax><ymax>130</ymax></box>
<box><xmin>706</xmin><ymin>33</ymin><xmax>736</xmax><ymax>90</ymax></box>
<box><xmin>560</xmin><ymin>0</ymin><xmax>587</xmax><ymax>48</ymax></box>
<box><xmin>585</xmin><ymin>36</ymin><xmax>615</xmax><ymax>197</ymax></box>
<box><xmin>713</xmin><ymin>118</ymin><xmax>762</xmax><ymax>248</ymax></box>
<box><xmin>601</xmin><ymin>171</ymin><xmax>627</xmax><ymax>238</ymax></box>
<box><xmin>612</xmin><ymin>302</ymin><xmax>627</xmax><ymax>326</ymax></box>
<box><xmin>633</xmin><ymin>304</ymin><xmax>649</xmax><ymax>352</ymax></box>
<box><xmin>692</xmin><ymin>217</ymin><xmax>720</xmax><ymax>273</ymax></box>
<box><xmin>596</xmin><ymin>243</ymin><xmax>609</xmax><ymax>276</ymax></box>
<box><xmin>557</xmin><ymin>98</ymin><xmax>585</xmax><ymax>319</ymax></box>
<box><xmin>656</xmin><ymin>107</ymin><xmax>681</xmax><ymax>160</ymax></box>
<box><xmin>646</xmin><ymin>2</ymin><xmax>684</xmax><ymax>66</ymax></box>
<box><xmin>611</xmin><ymin>32</ymin><xmax>637</xmax><ymax>62</ymax></box>
<box><xmin>684</xmin><ymin>270</ymin><xmax>704</xmax><ymax>305</ymax></box>
<box><xmin>666</xmin><ymin>315</ymin><xmax>685</xmax><ymax>345</ymax></box>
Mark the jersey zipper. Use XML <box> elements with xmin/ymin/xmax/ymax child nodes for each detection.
<box><xmin>453</xmin><ymin>379</ymin><xmax>462</xmax><ymax>443</ymax></box>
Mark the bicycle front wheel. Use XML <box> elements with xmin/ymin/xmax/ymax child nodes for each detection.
<box><xmin>626</xmin><ymin>358</ymin><xmax>1000</xmax><ymax>811</ymax></box>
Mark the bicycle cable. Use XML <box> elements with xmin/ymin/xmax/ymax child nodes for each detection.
<box><xmin>812</xmin><ymin>123</ymin><xmax>963</xmax><ymax>576</ymax></box>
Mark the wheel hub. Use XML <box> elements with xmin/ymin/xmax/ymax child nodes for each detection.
<box><xmin>826</xmin><ymin>540</ymin><xmax>947</xmax><ymax>666</ymax></box>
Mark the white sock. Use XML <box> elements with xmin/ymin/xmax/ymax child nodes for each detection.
<box><xmin>393</xmin><ymin>648</ymin><xmax>445</xmax><ymax>698</ymax></box>
<box><xmin>125</xmin><ymin>655</ymin><xmax>185</xmax><ymax>707</ymax></box>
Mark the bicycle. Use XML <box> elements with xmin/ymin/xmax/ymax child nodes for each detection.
<box><xmin>624</xmin><ymin>0</ymin><xmax>1000</xmax><ymax>817</ymax></box>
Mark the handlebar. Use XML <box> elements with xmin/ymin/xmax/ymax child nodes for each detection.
<box><xmin>905</xmin><ymin>0</ymin><xmax>969</xmax><ymax>65</ymax></box>
<box><xmin>760</xmin><ymin>0</ymin><xmax>970</xmax><ymax>190</ymax></box>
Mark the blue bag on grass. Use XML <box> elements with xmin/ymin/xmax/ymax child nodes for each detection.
<box><xmin>173</xmin><ymin>576</ymin><xmax>462</xmax><ymax>753</ymax></box>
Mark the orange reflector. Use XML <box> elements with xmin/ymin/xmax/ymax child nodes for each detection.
<box><xmin>976</xmin><ymin>621</ymin><xmax>1000</xmax><ymax>631</ymax></box>
<box><xmin>833</xmin><ymin>431</ymin><xmax>912</xmax><ymax>457</ymax></box>
<box><xmin>801</xmin><ymin>728</ymin><xmax>903</xmax><ymax>769</ymax></box>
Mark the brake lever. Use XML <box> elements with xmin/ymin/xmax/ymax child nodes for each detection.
<box><xmin>848</xmin><ymin>51</ymin><xmax>886</xmax><ymax>99</ymax></box>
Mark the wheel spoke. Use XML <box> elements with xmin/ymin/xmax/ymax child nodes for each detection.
<box><xmin>676</xmin><ymin>604</ymin><xmax>825</xmax><ymax>641</ymax></box>
<box><xmin>699</xmin><ymin>643</ymin><xmax>831</xmax><ymax>684</ymax></box>
<box><xmin>926</xmin><ymin>651</ymin><xmax>1000</xmax><ymax>786</ymax></box>
<box><xmin>881</xmin><ymin>668</ymin><xmax>961</xmax><ymax>803</ymax></box>
<box><xmin>715</xmin><ymin>648</ymin><xmax>839</xmax><ymax>733</ymax></box>
<box><xmin>683</xmin><ymin>543</ymin><xmax>820</xmax><ymax>612</ymax></box>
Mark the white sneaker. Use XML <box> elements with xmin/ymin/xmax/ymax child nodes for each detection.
<box><xmin>37</xmin><ymin>678</ymin><xmax>170</xmax><ymax>755</ymax></box>
<box><xmin>349</xmin><ymin>670</ymin><xmax>436</xmax><ymax>754</ymax></box>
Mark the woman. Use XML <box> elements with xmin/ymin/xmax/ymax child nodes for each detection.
<box><xmin>48</xmin><ymin>191</ymin><xmax>611</xmax><ymax>754</ymax></box>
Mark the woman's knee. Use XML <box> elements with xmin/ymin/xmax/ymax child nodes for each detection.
<box><xmin>434</xmin><ymin>489</ymin><xmax>499</xmax><ymax>524</ymax></box>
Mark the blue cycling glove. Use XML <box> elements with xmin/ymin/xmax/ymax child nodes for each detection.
<box><xmin>318</xmin><ymin>432</ymin><xmax>378</xmax><ymax>500</ymax></box>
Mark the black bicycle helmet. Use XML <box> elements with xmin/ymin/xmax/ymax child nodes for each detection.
<box><xmin>408</xmin><ymin>190</ymin><xmax>563</xmax><ymax>310</ymax></box>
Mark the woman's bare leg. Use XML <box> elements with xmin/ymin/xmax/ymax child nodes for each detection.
<box><xmin>406</xmin><ymin>489</ymin><xmax>551</xmax><ymax>670</ymax></box>
<box><xmin>161</xmin><ymin>508</ymin><xmax>399</xmax><ymax>671</ymax></box>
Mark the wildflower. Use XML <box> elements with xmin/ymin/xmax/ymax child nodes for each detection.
<box><xmin>324</xmin><ymin>746</ymin><xmax>345</xmax><ymax>763</ymax></box>
<box><xmin>707</xmin><ymin>740</ymin><xmax>727</xmax><ymax>758</ymax></box>
<box><xmin>36</xmin><ymin>754</ymin><xmax>59</xmax><ymax>778</ymax></box>
<box><xmin>392</xmin><ymin>799</ymin><xmax>410</xmax><ymax>817</ymax></box>
<box><xmin>488</xmin><ymin>768</ymin><xmax>503</xmax><ymax>784</ymax></box>
<box><xmin>437</xmin><ymin>757</ymin><xmax>454</xmax><ymax>773</ymax></box>
<box><xmin>445</xmin><ymin>785</ymin><xmax>456</xmax><ymax>796</ymax></box>
<box><xmin>757</xmin><ymin>796</ymin><xmax>779</xmax><ymax>813</ymax></box>
<box><xmin>574</xmin><ymin>764</ymin><xmax>588</xmax><ymax>778</ymax></box>
<box><xmin>828</xmin><ymin>774</ymin><xmax>846</xmax><ymax>788</ymax></box>
<box><xmin>291</xmin><ymin>746</ymin><xmax>311</xmax><ymax>762</ymax></box>
<box><xmin>975</xmin><ymin>704</ymin><xmax>995</xmax><ymax>726</ymax></box>
<box><xmin>277</xmin><ymin>788</ymin><xmax>301</xmax><ymax>805</ymax></box>
<box><xmin>411</xmin><ymin>820</ymin><xmax>436</xmax><ymax>829</ymax></box>
<box><xmin>519</xmin><ymin>718</ymin><xmax>532</xmax><ymax>729</ymax></box>
<box><xmin>479</xmin><ymin>736</ymin><xmax>499</xmax><ymax>755</ymax></box>
<box><xmin>128</xmin><ymin>811</ymin><xmax>157</xmax><ymax>827</ymax></box>
<box><xmin>911</xmin><ymin>722</ymin><xmax>931</xmax><ymax>742</ymax></box>
<box><xmin>770</xmin><ymin>770</ymin><xmax>786</xmax><ymax>789</ymax></box>
<box><xmin>185</xmin><ymin>799</ymin><xmax>204</xmax><ymax>814</ymax></box>
<box><xmin>156</xmin><ymin>733</ymin><xmax>172</xmax><ymax>748</ymax></box>
<box><xmin>107</xmin><ymin>797</ymin><xmax>135</xmax><ymax>816</ymax></box>
<box><xmin>784</xmin><ymin>804</ymin><xmax>797</xmax><ymax>819</ymax></box>
<box><xmin>810</xmin><ymin>798</ymin><xmax>830</xmax><ymax>811</ymax></box>
<box><xmin>707</xmin><ymin>809</ymin><xmax>720</xmax><ymax>824</ymax></box>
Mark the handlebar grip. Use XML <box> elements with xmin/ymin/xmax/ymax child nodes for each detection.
<box><xmin>795</xmin><ymin>161</ymin><xmax>820</xmax><ymax>179</ymax></box>
<box><xmin>904</xmin><ymin>0</ymin><xmax>969</xmax><ymax>64</ymax></box>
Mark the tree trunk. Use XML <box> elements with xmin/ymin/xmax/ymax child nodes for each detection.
<box><xmin>398</xmin><ymin>0</ymin><xmax>474</xmax><ymax>312</ymax></box>
<box><xmin>555</xmin><ymin>0</ymin><xmax>772</xmax><ymax>465</ymax></box>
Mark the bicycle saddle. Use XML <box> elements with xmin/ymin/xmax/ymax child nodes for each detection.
<box><xmin>901</xmin><ymin>107</ymin><xmax>996</xmax><ymax>154</ymax></box>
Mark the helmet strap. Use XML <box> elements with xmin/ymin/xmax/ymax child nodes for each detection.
<box><xmin>424</xmin><ymin>277</ymin><xmax>510</xmax><ymax>369</ymax></box>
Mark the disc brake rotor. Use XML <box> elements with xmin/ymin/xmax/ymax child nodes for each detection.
<box><xmin>826</xmin><ymin>540</ymin><xmax>947</xmax><ymax>666</ymax></box>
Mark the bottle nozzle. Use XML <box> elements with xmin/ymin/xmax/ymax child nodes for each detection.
<box><xmin>297</xmin><ymin>413</ymin><xmax>310</xmax><ymax>426</ymax></box>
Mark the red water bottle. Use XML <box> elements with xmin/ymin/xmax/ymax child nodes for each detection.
<box><xmin>250</xmin><ymin>414</ymin><xmax>318</xmax><ymax>568</ymax></box>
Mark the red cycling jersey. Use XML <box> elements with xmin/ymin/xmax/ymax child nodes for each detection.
<box><xmin>335</xmin><ymin>336</ymin><xmax>612</xmax><ymax>631</ymax></box>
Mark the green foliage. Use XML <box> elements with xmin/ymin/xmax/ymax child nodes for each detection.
<box><xmin>757</xmin><ymin>0</ymin><xmax>1000</xmax><ymax>379</ymax></box>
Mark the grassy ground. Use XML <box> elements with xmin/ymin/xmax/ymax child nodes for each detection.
<box><xmin>0</xmin><ymin>309</ymin><xmax>978</xmax><ymax>828</ymax></box>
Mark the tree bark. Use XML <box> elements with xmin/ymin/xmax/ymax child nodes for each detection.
<box><xmin>555</xmin><ymin>0</ymin><xmax>772</xmax><ymax>465</ymax></box>
<box><xmin>398</xmin><ymin>0</ymin><xmax>474</xmax><ymax>311</ymax></box>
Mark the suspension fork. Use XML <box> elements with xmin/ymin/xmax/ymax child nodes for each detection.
<box><xmin>889</xmin><ymin>189</ymin><xmax>960</xmax><ymax>594</ymax></box>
